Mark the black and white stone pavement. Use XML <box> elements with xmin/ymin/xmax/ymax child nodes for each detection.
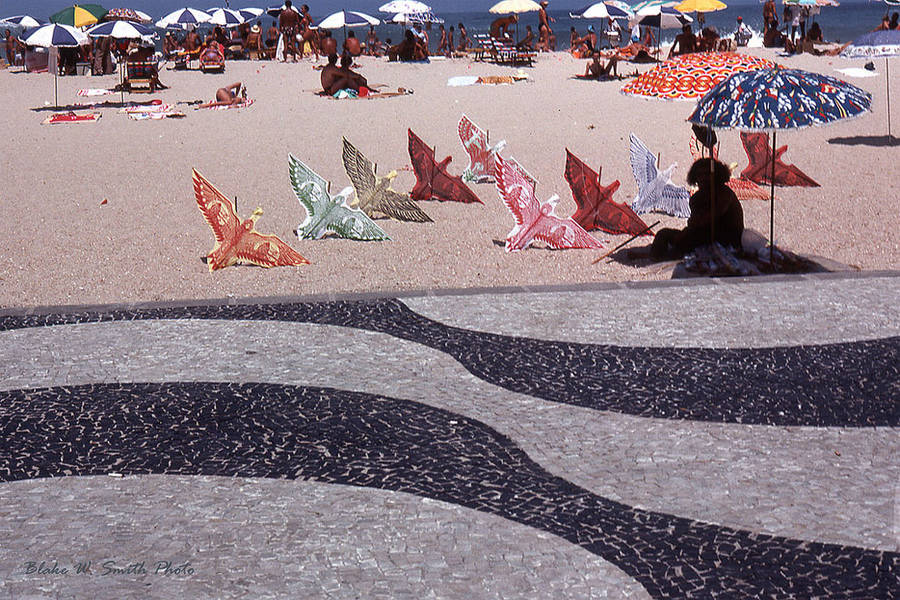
<box><xmin>0</xmin><ymin>272</ymin><xmax>898</xmax><ymax>599</ymax></box>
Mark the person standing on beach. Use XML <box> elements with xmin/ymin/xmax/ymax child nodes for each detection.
<box><xmin>447</xmin><ymin>27</ymin><xmax>454</xmax><ymax>57</ymax></box>
<box><xmin>490</xmin><ymin>15</ymin><xmax>517</xmax><ymax>40</ymax></box>
<box><xmin>4</xmin><ymin>29</ymin><xmax>17</xmax><ymax>66</ymax></box>
<box><xmin>763</xmin><ymin>0</ymin><xmax>776</xmax><ymax>33</ymax></box>
<box><xmin>538</xmin><ymin>1</ymin><xmax>555</xmax><ymax>51</ymax></box>
<box><xmin>437</xmin><ymin>24</ymin><xmax>448</xmax><ymax>55</ymax></box>
<box><xmin>457</xmin><ymin>23</ymin><xmax>468</xmax><ymax>51</ymax></box>
<box><xmin>279</xmin><ymin>0</ymin><xmax>300</xmax><ymax>62</ymax></box>
<box><xmin>298</xmin><ymin>4</ymin><xmax>320</xmax><ymax>60</ymax></box>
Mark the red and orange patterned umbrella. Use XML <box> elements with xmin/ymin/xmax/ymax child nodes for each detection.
<box><xmin>622</xmin><ymin>52</ymin><xmax>776</xmax><ymax>101</ymax></box>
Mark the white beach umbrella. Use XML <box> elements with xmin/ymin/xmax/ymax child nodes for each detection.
<box><xmin>22</xmin><ymin>24</ymin><xmax>89</xmax><ymax>107</ymax></box>
<box><xmin>237</xmin><ymin>7</ymin><xmax>265</xmax><ymax>20</ymax></box>
<box><xmin>571</xmin><ymin>1</ymin><xmax>634</xmax><ymax>19</ymax></box>
<box><xmin>489</xmin><ymin>0</ymin><xmax>542</xmax><ymax>14</ymax></box>
<box><xmin>379</xmin><ymin>0</ymin><xmax>431</xmax><ymax>13</ymax></box>
<box><xmin>391</xmin><ymin>11</ymin><xmax>444</xmax><ymax>24</ymax></box>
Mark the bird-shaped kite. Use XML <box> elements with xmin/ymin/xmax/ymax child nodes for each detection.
<box><xmin>289</xmin><ymin>154</ymin><xmax>390</xmax><ymax>241</ymax></box>
<box><xmin>740</xmin><ymin>132</ymin><xmax>820</xmax><ymax>187</ymax></box>
<box><xmin>564</xmin><ymin>149</ymin><xmax>651</xmax><ymax>237</ymax></box>
<box><xmin>496</xmin><ymin>154</ymin><xmax>603</xmax><ymax>253</ymax></box>
<box><xmin>458</xmin><ymin>114</ymin><xmax>506</xmax><ymax>183</ymax></box>
<box><xmin>341</xmin><ymin>137</ymin><xmax>432</xmax><ymax>223</ymax></box>
<box><xmin>408</xmin><ymin>129</ymin><xmax>483</xmax><ymax>204</ymax></box>
<box><xmin>688</xmin><ymin>132</ymin><xmax>770</xmax><ymax>202</ymax></box>
<box><xmin>193</xmin><ymin>169</ymin><xmax>309</xmax><ymax>271</ymax></box>
<box><xmin>629</xmin><ymin>133</ymin><xmax>691</xmax><ymax>218</ymax></box>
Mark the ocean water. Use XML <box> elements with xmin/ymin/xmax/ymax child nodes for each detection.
<box><xmin>2</xmin><ymin>0</ymin><xmax>890</xmax><ymax>48</ymax></box>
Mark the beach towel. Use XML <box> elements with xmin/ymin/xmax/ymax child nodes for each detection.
<box><xmin>41</xmin><ymin>112</ymin><xmax>102</xmax><ymax>125</ymax></box>
<box><xmin>128</xmin><ymin>111</ymin><xmax>185</xmax><ymax>120</ymax></box>
<box><xmin>122</xmin><ymin>103</ymin><xmax>172</xmax><ymax>114</ymax></box>
<box><xmin>834</xmin><ymin>67</ymin><xmax>877</xmax><ymax>79</ymax></box>
<box><xmin>200</xmin><ymin>99</ymin><xmax>255</xmax><ymax>110</ymax></box>
<box><xmin>76</xmin><ymin>88</ymin><xmax>115</xmax><ymax>97</ymax></box>
<box><xmin>447</xmin><ymin>76</ymin><xmax>480</xmax><ymax>87</ymax></box>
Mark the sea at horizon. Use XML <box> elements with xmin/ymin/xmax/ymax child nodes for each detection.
<box><xmin>2</xmin><ymin>1</ymin><xmax>891</xmax><ymax>47</ymax></box>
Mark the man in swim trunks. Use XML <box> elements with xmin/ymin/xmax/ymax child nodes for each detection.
<box><xmin>538</xmin><ymin>1</ymin><xmax>555</xmax><ymax>51</ymax></box>
<box><xmin>279</xmin><ymin>0</ymin><xmax>300</xmax><ymax>62</ymax></box>
<box><xmin>490</xmin><ymin>15</ymin><xmax>517</xmax><ymax>40</ymax></box>
<box><xmin>668</xmin><ymin>24</ymin><xmax>697</xmax><ymax>58</ymax></box>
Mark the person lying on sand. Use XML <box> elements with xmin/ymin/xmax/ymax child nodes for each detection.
<box><xmin>199</xmin><ymin>82</ymin><xmax>246</xmax><ymax>108</ymax></box>
<box><xmin>582</xmin><ymin>51</ymin><xmax>619</xmax><ymax>79</ymax></box>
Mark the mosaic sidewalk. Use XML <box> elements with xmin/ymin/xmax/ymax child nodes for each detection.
<box><xmin>1</xmin><ymin>272</ymin><xmax>898</xmax><ymax>599</ymax></box>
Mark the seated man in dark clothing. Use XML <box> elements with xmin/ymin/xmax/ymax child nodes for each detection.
<box><xmin>320</xmin><ymin>53</ymin><xmax>340</xmax><ymax>94</ymax></box>
<box><xmin>651</xmin><ymin>158</ymin><xmax>744</xmax><ymax>259</ymax></box>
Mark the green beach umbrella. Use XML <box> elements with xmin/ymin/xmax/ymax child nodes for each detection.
<box><xmin>50</xmin><ymin>4</ymin><xmax>108</xmax><ymax>29</ymax></box>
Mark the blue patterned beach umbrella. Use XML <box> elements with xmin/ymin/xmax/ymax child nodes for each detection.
<box><xmin>688</xmin><ymin>67</ymin><xmax>872</xmax><ymax>258</ymax></box>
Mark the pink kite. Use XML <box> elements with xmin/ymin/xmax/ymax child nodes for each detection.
<box><xmin>495</xmin><ymin>154</ymin><xmax>603</xmax><ymax>252</ymax></box>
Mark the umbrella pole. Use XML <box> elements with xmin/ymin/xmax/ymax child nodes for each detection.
<box><xmin>886</xmin><ymin>57</ymin><xmax>891</xmax><ymax>138</ymax></box>
<box><xmin>54</xmin><ymin>69</ymin><xmax>58</xmax><ymax>107</ymax></box>
<box><xmin>769</xmin><ymin>131</ymin><xmax>776</xmax><ymax>264</ymax></box>
<box><xmin>707</xmin><ymin>127</ymin><xmax>715</xmax><ymax>244</ymax></box>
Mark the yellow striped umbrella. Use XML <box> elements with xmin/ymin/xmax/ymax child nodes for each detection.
<box><xmin>674</xmin><ymin>0</ymin><xmax>726</xmax><ymax>12</ymax></box>
<box><xmin>50</xmin><ymin>4</ymin><xmax>108</xmax><ymax>29</ymax></box>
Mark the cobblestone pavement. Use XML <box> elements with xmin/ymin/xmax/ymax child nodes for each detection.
<box><xmin>0</xmin><ymin>273</ymin><xmax>898</xmax><ymax>599</ymax></box>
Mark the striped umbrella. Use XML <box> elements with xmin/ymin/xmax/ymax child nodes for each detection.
<box><xmin>23</xmin><ymin>24</ymin><xmax>90</xmax><ymax>106</ymax></box>
<box><xmin>571</xmin><ymin>1</ymin><xmax>634</xmax><ymax>19</ymax></box>
<box><xmin>236</xmin><ymin>7</ymin><xmax>265</xmax><ymax>21</ymax></box>
<box><xmin>156</xmin><ymin>8</ymin><xmax>211</xmax><ymax>29</ymax></box>
<box><xmin>0</xmin><ymin>15</ymin><xmax>44</xmax><ymax>29</ymax></box>
<box><xmin>209</xmin><ymin>8</ymin><xmax>247</xmax><ymax>27</ymax></box>
<box><xmin>688</xmin><ymin>67</ymin><xmax>872</xmax><ymax>257</ymax></box>
<box><xmin>49</xmin><ymin>4</ymin><xmax>108</xmax><ymax>28</ymax></box>
<box><xmin>86</xmin><ymin>19</ymin><xmax>154</xmax><ymax>38</ymax></box>
<box><xmin>379</xmin><ymin>0</ymin><xmax>432</xmax><ymax>12</ymax></box>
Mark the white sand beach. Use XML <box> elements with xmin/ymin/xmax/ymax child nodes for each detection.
<box><xmin>0</xmin><ymin>47</ymin><xmax>897</xmax><ymax>308</ymax></box>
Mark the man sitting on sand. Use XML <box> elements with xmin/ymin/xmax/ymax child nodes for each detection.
<box><xmin>651</xmin><ymin>158</ymin><xmax>744</xmax><ymax>260</ymax></box>
<box><xmin>583</xmin><ymin>51</ymin><xmax>619</xmax><ymax>79</ymax></box>
<box><xmin>668</xmin><ymin>25</ymin><xmax>697</xmax><ymax>58</ymax></box>
<box><xmin>321</xmin><ymin>54</ymin><xmax>368</xmax><ymax>96</ymax></box>
<box><xmin>734</xmin><ymin>16</ymin><xmax>752</xmax><ymax>46</ymax></box>
<box><xmin>517</xmin><ymin>25</ymin><xmax>535</xmax><ymax>50</ymax></box>
<box><xmin>389</xmin><ymin>30</ymin><xmax>426</xmax><ymax>61</ymax></box>
<box><xmin>199</xmin><ymin>81</ymin><xmax>246</xmax><ymax>108</ymax></box>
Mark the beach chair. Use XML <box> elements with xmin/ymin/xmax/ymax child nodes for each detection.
<box><xmin>124</xmin><ymin>60</ymin><xmax>155</xmax><ymax>93</ymax></box>
<box><xmin>491</xmin><ymin>38</ymin><xmax>536</xmax><ymax>66</ymax></box>
<box><xmin>472</xmin><ymin>34</ymin><xmax>493</xmax><ymax>62</ymax></box>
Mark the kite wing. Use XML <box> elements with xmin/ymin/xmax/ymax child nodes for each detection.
<box><xmin>629</xmin><ymin>133</ymin><xmax>658</xmax><ymax>195</ymax></box>
<box><xmin>496</xmin><ymin>154</ymin><xmax>541</xmax><ymax>228</ymax></box>
<box><xmin>458</xmin><ymin>114</ymin><xmax>497</xmax><ymax>183</ymax></box>
<box><xmin>342</xmin><ymin>137</ymin><xmax>378</xmax><ymax>202</ymax></box>
<box><xmin>727</xmin><ymin>177</ymin><xmax>771</xmax><ymax>202</ymax></box>
<box><xmin>659</xmin><ymin>180</ymin><xmax>691</xmax><ymax>218</ymax></box>
<box><xmin>373</xmin><ymin>187</ymin><xmax>433</xmax><ymax>223</ymax></box>
<box><xmin>233</xmin><ymin>227</ymin><xmax>310</xmax><ymax>268</ymax></box>
<box><xmin>289</xmin><ymin>154</ymin><xmax>335</xmax><ymax>239</ymax></box>
<box><xmin>740</xmin><ymin>132</ymin><xmax>819</xmax><ymax>187</ymax></box>
<box><xmin>564</xmin><ymin>149</ymin><xmax>647</xmax><ymax>236</ymax></box>
<box><xmin>327</xmin><ymin>200</ymin><xmax>393</xmax><ymax>240</ymax></box>
<box><xmin>533</xmin><ymin>215</ymin><xmax>604</xmax><ymax>251</ymax></box>
<box><xmin>193</xmin><ymin>169</ymin><xmax>242</xmax><ymax>245</ymax></box>
<box><xmin>408</xmin><ymin>128</ymin><xmax>482</xmax><ymax>204</ymax></box>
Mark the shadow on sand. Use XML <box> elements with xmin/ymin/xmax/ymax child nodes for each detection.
<box><xmin>827</xmin><ymin>134</ymin><xmax>900</xmax><ymax>147</ymax></box>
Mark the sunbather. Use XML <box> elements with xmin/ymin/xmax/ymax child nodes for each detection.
<box><xmin>199</xmin><ymin>82</ymin><xmax>246</xmax><ymax>108</ymax></box>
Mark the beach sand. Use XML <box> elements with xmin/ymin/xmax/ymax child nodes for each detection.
<box><xmin>0</xmin><ymin>47</ymin><xmax>897</xmax><ymax>308</ymax></box>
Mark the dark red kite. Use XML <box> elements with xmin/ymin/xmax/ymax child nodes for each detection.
<box><xmin>740</xmin><ymin>132</ymin><xmax>820</xmax><ymax>188</ymax></box>
<box><xmin>408</xmin><ymin>129</ymin><xmax>483</xmax><ymax>204</ymax></box>
<box><xmin>564</xmin><ymin>149</ymin><xmax>651</xmax><ymax>237</ymax></box>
